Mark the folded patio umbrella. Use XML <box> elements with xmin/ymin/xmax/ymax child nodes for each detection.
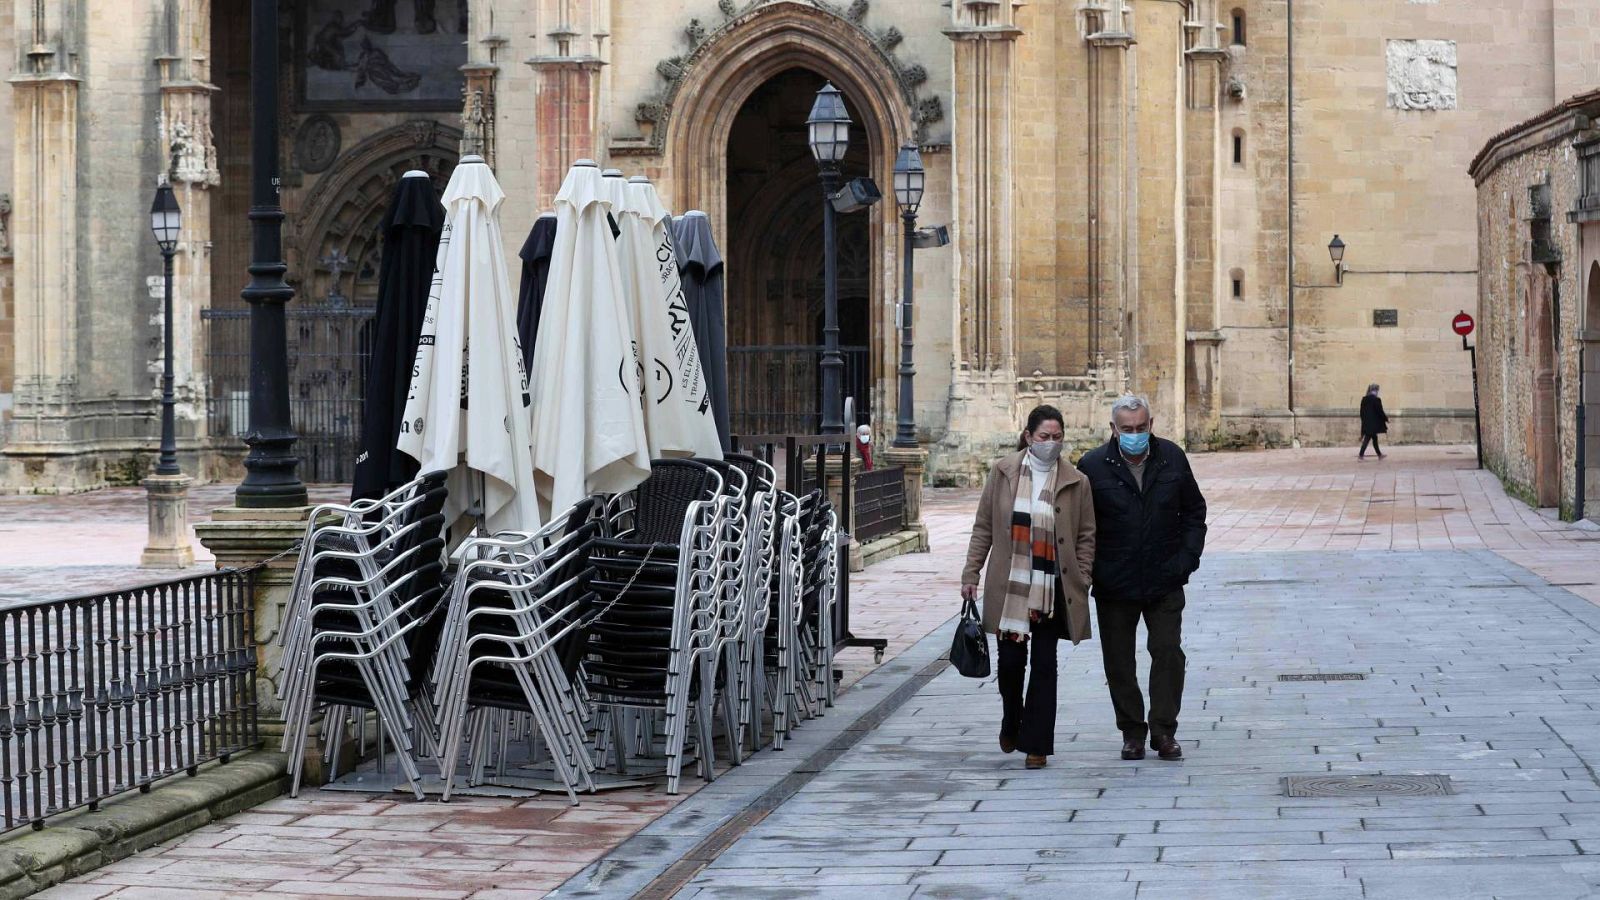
<box><xmin>516</xmin><ymin>212</ymin><xmax>556</xmax><ymax>376</ymax></box>
<box><xmin>351</xmin><ymin>171</ymin><xmax>443</xmax><ymax>502</ymax></box>
<box><xmin>617</xmin><ymin>177</ymin><xmax>722</xmax><ymax>460</ymax></box>
<box><xmin>672</xmin><ymin>210</ymin><xmax>730</xmax><ymax>450</ymax></box>
<box><xmin>397</xmin><ymin>155</ymin><xmax>541</xmax><ymax>543</ymax></box>
<box><xmin>529</xmin><ymin>160</ymin><xmax>651</xmax><ymax>517</ymax></box>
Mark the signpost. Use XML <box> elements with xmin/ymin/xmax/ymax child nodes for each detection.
<box><xmin>1454</xmin><ymin>311</ymin><xmax>1483</xmax><ymax>470</ymax></box>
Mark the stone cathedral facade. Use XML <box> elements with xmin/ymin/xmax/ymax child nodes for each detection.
<box><xmin>0</xmin><ymin>0</ymin><xmax>1597</xmax><ymax>492</ymax></box>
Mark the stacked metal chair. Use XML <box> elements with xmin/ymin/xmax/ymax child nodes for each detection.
<box><xmin>723</xmin><ymin>454</ymin><xmax>778</xmax><ymax>756</ymax></box>
<box><xmin>276</xmin><ymin>471</ymin><xmax>451</xmax><ymax>799</ymax></box>
<box><xmin>757</xmin><ymin>489</ymin><xmax>806</xmax><ymax>749</ymax></box>
<box><xmin>430</xmin><ymin>500</ymin><xmax>600</xmax><ymax>805</ymax></box>
<box><xmin>583</xmin><ymin>460</ymin><xmax>726</xmax><ymax>794</ymax></box>
<box><xmin>795</xmin><ymin>496</ymin><xmax>842</xmax><ymax>714</ymax></box>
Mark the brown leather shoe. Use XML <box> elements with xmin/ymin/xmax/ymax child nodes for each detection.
<box><xmin>1025</xmin><ymin>754</ymin><xmax>1047</xmax><ymax>769</ymax></box>
<box><xmin>1151</xmin><ymin>735</ymin><xmax>1183</xmax><ymax>761</ymax></box>
<box><xmin>1121</xmin><ymin>739</ymin><xmax>1146</xmax><ymax>761</ymax></box>
<box><xmin>999</xmin><ymin>732</ymin><xmax>1017</xmax><ymax>754</ymax></box>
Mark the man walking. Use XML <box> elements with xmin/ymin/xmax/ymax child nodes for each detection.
<box><xmin>1077</xmin><ymin>395</ymin><xmax>1207</xmax><ymax>761</ymax></box>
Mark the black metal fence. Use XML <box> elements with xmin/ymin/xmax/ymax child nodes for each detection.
<box><xmin>202</xmin><ymin>302</ymin><xmax>375</xmax><ymax>483</ymax></box>
<box><xmin>854</xmin><ymin>466</ymin><xmax>907</xmax><ymax>543</ymax></box>
<box><xmin>0</xmin><ymin>568</ymin><xmax>260</xmax><ymax>832</ymax></box>
<box><xmin>727</xmin><ymin>346</ymin><xmax>870</xmax><ymax>436</ymax></box>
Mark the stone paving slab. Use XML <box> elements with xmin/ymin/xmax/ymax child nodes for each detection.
<box><xmin>674</xmin><ymin>548</ymin><xmax>1600</xmax><ymax>899</ymax></box>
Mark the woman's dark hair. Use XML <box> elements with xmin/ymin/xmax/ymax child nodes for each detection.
<box><xmin>1016</xmin><ymin>404</ymin><xmax>1066</xmax><ymax>450</ymax></box>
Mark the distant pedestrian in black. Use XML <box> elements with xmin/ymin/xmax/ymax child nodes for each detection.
<box><xmin>1359</xmin><ymin>383</ymin><xmax>1388</xmax><ymax>460</ymax></box>
<box><xmin>1078</xmin><ymin>394</ymin><xmax>1206</xmax><ymax>762</ymax></box>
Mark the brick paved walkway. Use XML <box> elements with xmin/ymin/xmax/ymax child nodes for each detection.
<box><xmin>35</xmin><ymin>444</ymin><xmax>1600</xmax><ymax>898</ymax></box>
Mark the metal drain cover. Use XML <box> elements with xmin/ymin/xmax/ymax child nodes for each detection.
<box><xmin>1278</xmin><ymin>673</ymin><xmax>1365</xmax><ymax>682</ymax></box>
<box><xmin>1283</xmin><ymin>775</ymin><xmax>1452</xmax><ymax>798</ymax></box>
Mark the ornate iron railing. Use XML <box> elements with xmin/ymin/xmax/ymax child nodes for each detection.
<box><xmin>0</xmin><ymin>568</ymin><xmax>260</xmax><ymax>832</ymax></box>
<box><xmin>727</xmin><ymin>345</ymin><xmax>870</xmax><ymax>437</ymax></box>
<box><xmin>854</xmin><ymin>466</ymin><xmax>907</xmax><ymax>543</ymax></box>
<box><xmin>202</xmin><ymin>303</ymin><xmax>375</xmax><ymax>483</ymax></box>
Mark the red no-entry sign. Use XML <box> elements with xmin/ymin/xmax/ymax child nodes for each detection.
<box><xmin>1452</xmin><ymin>311</ymin><xmax>1475</xmax><ymax>336</ymax></box>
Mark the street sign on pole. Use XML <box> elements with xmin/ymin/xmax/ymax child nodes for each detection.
<box><xmin>1456</xmin><ymin>311</ymin><xmax>1483</xmax><ymax>469</ymax></box>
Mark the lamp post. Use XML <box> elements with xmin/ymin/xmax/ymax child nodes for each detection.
<box><xmin>236</xmin><ymin>0</ymin><xmax>306</xmax><ymax>508</ymax></box>
<box><xmin>150</xmin><ymin>179</ymin><xmax>182</xmax><ymax>476</ymax></box>
<box><xmin>141</xmin><ymin>178</ymin><xmax>195</xmax><ymax>569</ymax></box>
<box><xmin>1329</xmin><ymin>234</ymin><xmax>1346</xmax><ymax>285</ymax></box>
<box><xmin>808</xmin><ymin>82</ymin><xmax>851</xmax><ymax>437</ymax></box>
<box><xmin>892</xmin><ymin>144</ymin><xmax>924</xmax><ymax>449</ymax></box>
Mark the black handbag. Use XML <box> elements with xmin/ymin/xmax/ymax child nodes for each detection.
<box><xmin>949</xmin><ymin>598</ymin><xmax>991</xmax><ymax>678</ymax></box>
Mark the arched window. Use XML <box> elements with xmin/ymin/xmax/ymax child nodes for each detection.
<box><xmin>1232</xmin><ymin>129</ymin><xmax>1245</xmax><ymax>165</ymax></box>
<box><xmin>1231</xmin><ymin>8</ymin><xmax>1246</xmax><ymax>46</ymax></box>
<box><xmin>1230</xmin><ymin>268</ymin><xmax>1245</xmax><ymax>300</ymax></box>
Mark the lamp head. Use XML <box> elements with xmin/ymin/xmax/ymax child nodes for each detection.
<box><xmin>150</xmin><ymin>179</ymin><xmax>181</xmax><ymax>253</ymax></box>
<box><xmin>807</xmin><ymin>82</ymin><xmax>852</xmax><ymax>165</ymax></box>
<box><xmin>893</xmin><ymin>143</ymin><xmax>925</xmax><ymax>213</ymax></box>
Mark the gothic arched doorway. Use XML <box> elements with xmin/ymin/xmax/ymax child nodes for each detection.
<box><xmin>203</xmin><ymin>121</ymin><xmax>460</xmax><ymax>483</ymax></box>
<box><xmin>723</xmin><ymin>68</ymin><xmax>873</xmax><ymax>435</ymax></box>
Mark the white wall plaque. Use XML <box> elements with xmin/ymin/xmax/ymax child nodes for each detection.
<box><xmin>1385</xmin><ymin>39</ymin><xmax>1458</xmax><ymax>111</ymax></box>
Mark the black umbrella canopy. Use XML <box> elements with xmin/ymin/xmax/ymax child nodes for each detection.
<box><xmin>351</xmin><ymin>171</ymin><xmax>445</xmax><ymax>502</ymax></box>
<box><xmin>672</xmin><ymin>210</ymin><xmax>730</xmax><ymax>449</ymax></box>
<box><xmin>516</xmin><ymin>213</ymin><xmax>557</xmax><ymax>375</ymax></box>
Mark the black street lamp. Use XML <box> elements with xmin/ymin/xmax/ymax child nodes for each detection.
<box><xmin>808</xmin><ymin>83</ymin><xmax>850</xmax><ymax>436</ymax></box>
<box><xmin>150</xmin><ymin>179</ymin><xmax>182</xmax><ymax>476</ymax></box>
<box><xmin>1329</xmin><ymin>234</ymin><xmax>1347</xmax><ymax>285</ymax></box>
<box><xmin>892</xmin><ymin>144</ymin><xmax>924</xmax><ymax>449</ymax></box>
<box><xmin>237</xmin><ymin>0</ymin><xmax>306</xmax><ymax>508</ymax></box>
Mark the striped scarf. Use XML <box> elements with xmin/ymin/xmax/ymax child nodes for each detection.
<box><xmin>1001</xmin><ymin>461</ymin><xmax>1058</xmax><ymax>636</ymax></box>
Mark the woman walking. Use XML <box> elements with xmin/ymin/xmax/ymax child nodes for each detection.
<box><xmin>1359</xmin><ymin>383</ymin><xmax>1388</xmax><ymax>460</ymax></box>
<box><xmin>961</xmin><ymin>405</ymin><xmax>1097</xmax><ymax>769</ymax></box>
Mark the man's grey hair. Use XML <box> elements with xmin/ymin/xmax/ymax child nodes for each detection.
<box><xmin>1111</xmin><ymin>394</ymin><xmax>1151</xmax><ymax>418</ymax></box>
<box><xmin>1367</xmin><ymin>383</ymin><xmax>1380</xmax><ymax>394</ymax></box>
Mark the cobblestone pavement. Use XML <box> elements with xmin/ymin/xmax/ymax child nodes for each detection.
<box><xmin>675</xmin><ymin>548</ymin><xmax>1600</xmax><ymax>899</ymax></box>
<box><xmin>38</xmin><ymin>444</ymin><xmax>1600</xmax><ymax>898</ymax></box>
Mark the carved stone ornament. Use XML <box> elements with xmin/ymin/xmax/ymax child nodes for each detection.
<box><xmin>294</xmin><ymin>114</ymin><xmax>342</xmax><ymax>174</ymax></box>
<box><xmin>641</xmin><ymin>0</ymin><xmax>946</xmax><ymax>147</ymax></box>
<box><xmin>162</xmin><ymin>107</ymin><xmax>222</xmax><ymax>186</ymax></box>
<box><xmin>1385</xmin><ymin>39</ymin><xmax>1457</xmax><ymax>111</ymax></box>
<box><xmin>0</xmin><ymin>193</ymin><xmax>11</xmax><ymax>259</ymax></box>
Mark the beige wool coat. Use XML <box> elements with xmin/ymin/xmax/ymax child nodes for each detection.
<box><xmin>960</xmin><ymin>451</ymin><xmax>1097</xmax><ymax>644</ymax></box>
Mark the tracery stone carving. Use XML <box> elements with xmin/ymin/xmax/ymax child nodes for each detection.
<box><xmin>637</xmin><ymin>0</ymin><xmax>945</xmax><ymax>147</ymax></box>
<box><xmin>161</xmin><ymin>106</ymin><xmax>221</xmax><ymax>186</ymax></box>
<box><xmin>1386</xmin><ymin>39</ymin><xmax>1457</xmax><ymax>111</ymax></box>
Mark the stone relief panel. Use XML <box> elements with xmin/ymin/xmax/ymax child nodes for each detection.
<box><xmin>1386</xmin><ymin>39</ymin><xmax>1458</xmax><ymax>111</ymax></box>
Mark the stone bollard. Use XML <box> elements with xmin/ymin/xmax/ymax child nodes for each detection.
<box><xmin>139</xmin><ymin>474</ymin><xmax>196</xmax><ymax>568</ymax></box>
<box><xmin>881</xmin><ymin>445</ymin><xmax>931</xmax><ymax>553</ymax></box>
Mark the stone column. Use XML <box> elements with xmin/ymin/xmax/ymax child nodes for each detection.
<box><xmin>942</xmin><ymin>0</ymin><xmax>1024</xmax><ymax>464</ymax></box>
<box><xmin>1183</xmin><ymin>4</ymin><xmax>1228</xmax><ymax>442</ymax></box>
<box><xmin>4</xmin><ymin>0</ymin><xmax>85</xmax><ymax>488</ymax></box>
<box><xmin>526</xmin><ymin>0</ymin><xmax>609</xmax><ymax>208</ymax></box>
<box><xmin>159</xmin><ymin>0</ymin><xmax>220</xmax><ymax>467</ymax></box>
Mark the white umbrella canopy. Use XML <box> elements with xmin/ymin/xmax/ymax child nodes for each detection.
<box><xmin>397</xmin><ymin>154</ymin><xmax>541</xmax><ymax>544</ymax></box>
<box><xmin>529</xmin><ymin>160</ymin><xmax>651</xmax><ymax>517</ymax></box>
<box><xmin>617</xmin><ymin>176</ymin><xmax>722</xmax><ymax>460</ymax></box>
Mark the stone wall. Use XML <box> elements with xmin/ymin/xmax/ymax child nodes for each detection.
<box><xmin>1471</xmin><ymin>96</ymin><xmax>1595</xmax><ymax>517</ymax></box>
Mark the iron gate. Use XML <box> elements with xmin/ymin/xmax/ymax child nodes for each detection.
<box><xmin>201</xmin><ymin>301</ymin><xmax>375</xmax><ymax>484</ymax></box>
<box><xmin>727</xmin><ymin>345</ymin><xmax>870</xmax><ymax>437</ymax></box>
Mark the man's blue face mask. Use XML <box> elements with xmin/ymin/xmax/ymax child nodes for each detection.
<box><xmin>1118</xmin><ymin>431</ymin><xmax>1151</xmax><ymax>456</ymax></box>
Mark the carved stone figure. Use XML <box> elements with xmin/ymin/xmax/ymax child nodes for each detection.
<box><xmin>1385</xmin><ymin>39</ymin><xmax>1457</xmax><ymax>111</ymax></box>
